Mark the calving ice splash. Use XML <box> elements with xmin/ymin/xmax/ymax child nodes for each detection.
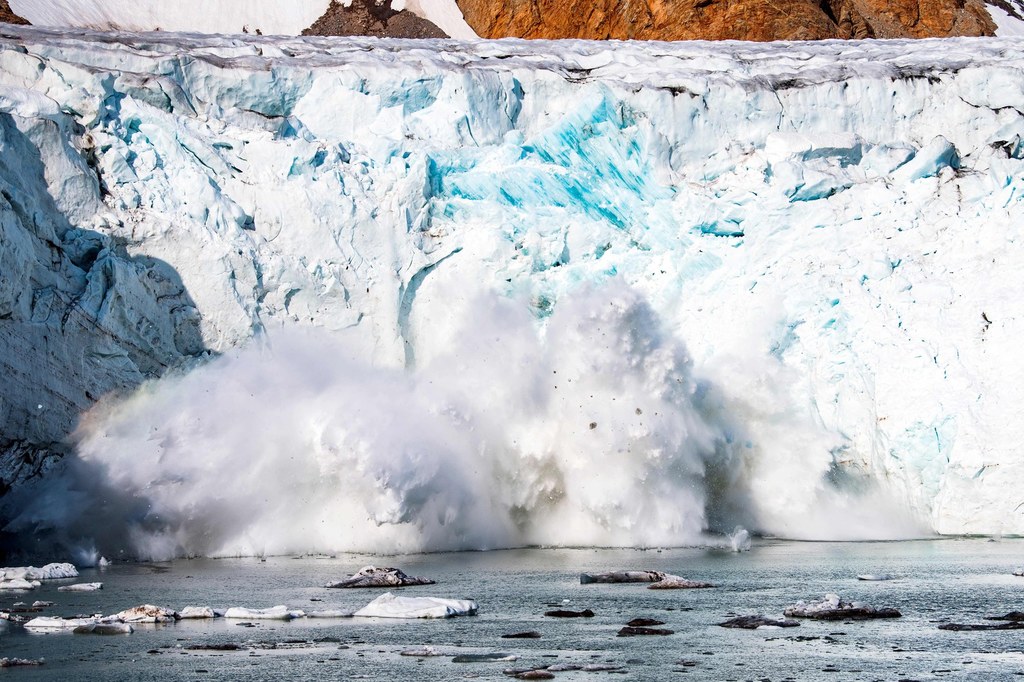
<box><xmin>1</xmin><ymin>28</ymin><xmax>1021</xmax><ymax>558</ymax></box>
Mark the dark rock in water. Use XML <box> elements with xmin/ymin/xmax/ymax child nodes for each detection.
<box><xmin>617</xmin><ymin>626</ymin><xmax>674</xmax><ymax>636</ymax></box>
<box><xmin>514</xmin><ymin>671</ymin><xmax>555</xmax><ymax>680</ymax></box>
<box><xmin>186</xmin><ymin>643</ymin><xmax>245</xmax><ymax>651</ymax></box>
<box><xmin>325</xmin><ymin>565</ymin><xmax>435</xmax><ymax>589</ymax></box>
<box><xmin>939</xmin><ymin>621</ymin><xmax>1024</xmax><ymax>631</ymax></box>
<box><xmin>626</xmin><ymin>618</ymin><xmax>665</xmax><ymax>626</ymax></box>
<box><xmin>545</xmin><ymin>609</ymin><xmax>595</xmax><ymax>618</ymax></box>
<box><xmin>718</xmin><ymin>615</ymin><xmax>800</xmax><ymax>629</ymax></box>
<box><xmin>581</xmin><ymin>570</ymin><xmax>665</xmax><ymax>584</ymax></box>
<box><xmin>0</xmin><ymin>658</ymin><xmax>44</xmax><ymax>667</ymax></box>
<box><xmin>452</xmin><ymin>652</ymin><xmax>518</xmax><ymax>663</ymax></box>
<box><xmin>784</xmin><ymin>595</ymin><xmax>901</xmax><ymax>620</ymax></box>
<box><xmin>986</xmin><ymin>611</ymin><xmax>1024</xmax><ymax>621</ymax></box>
<box><xmin>502</xmin><ymin>631</ymin><xmax>542</xmax><ymax>638</ymax></box>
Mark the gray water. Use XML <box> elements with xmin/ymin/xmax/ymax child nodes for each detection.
<box><xmin>3</xmin><ymin>539</ymin><xmax>1024</xmax><ymax>680</ymax></box>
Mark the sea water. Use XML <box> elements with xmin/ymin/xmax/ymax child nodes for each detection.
<box><xmin>2</xmin><ymin>539</ymin><xmax>1023</xmax><ymax>680</ymax></box>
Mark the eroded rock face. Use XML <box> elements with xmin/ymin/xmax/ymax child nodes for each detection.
<box><xmin>0</xmin><ymin>1</ymin><xmax>28</xmax><ymax>26</ymax></box>
<box><xmin>303</xmin><ymin>0</ymin><xmax>447</xmax><ymax>38</ymax></box>
<box><xmin>455</xmin><ymin>0</ymin><xmax>995</xmax><ymax>40</ymax></box>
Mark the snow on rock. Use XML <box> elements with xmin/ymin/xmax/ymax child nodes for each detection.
<box><xmin>113</xmin><ymin>605</ymin><xmax>178</xmax><ymax>623</ymax></box>
<box><xmin>224</xmin><ymin>606</ymin><xmax>304</xmax><ymax>620</ymax></box>
<box><xmin>353</xmin><ymin>592</ymin><xmax>477</xmax><ymax>618</ymax></box>
<box><xmin>784</xmin><ymin>594</ymin><xmax>901</xmax><ymax>619</ymax></box>
<box><xmin>2</xmin><ymin>27</ymin><xmax>1024</xmax><ymax>557</ymax></box>
<box><xmin>326</xmin><ymin>565</ymin><xmax>435</xmax><ymax>588</ymax></box>
<box><xmin>57</xmin><ymin>583</ymin><xmax>102</xmax><ymax>592</ymax></box>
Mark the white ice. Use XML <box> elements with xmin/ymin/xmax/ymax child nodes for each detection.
<box><xmin>353</xmin><ymin>592</ymin><xmax>478</xmax><ymax>618</ymax></box>
<box><xmin>223</xmin><ymin>606</ymin><xmax>305</xmax><ymax>620</ymax></box>
<box><xmin>57</xmin><ymin>583</ymin><xmax>102</xmax><ymax>592</ymax></box>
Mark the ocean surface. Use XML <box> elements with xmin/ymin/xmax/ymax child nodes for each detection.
<box><xmin>3</xmin><ymin>539</ymin><xmax>1024</xmax><ymax>680</ymax></box>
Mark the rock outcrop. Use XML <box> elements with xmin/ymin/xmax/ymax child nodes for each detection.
<box><xmin>455</xmin><ymin>0</ymin><xmax>996</xmax><ymax>40</ymax></box>
<box><xmin>303</xmin><ymin>0</ymin><xmax>447</xmax><ymax>38</ymax></box>
<box><xmin>0</xmin><ymin>1</ymin><xmax>27</xmax><ymax>25</ymax></box>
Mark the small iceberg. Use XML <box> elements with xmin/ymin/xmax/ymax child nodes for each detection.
<box><xmin>0</xmin><ymin>579</ymin><xmax>40</xmax><ymax>590</ymax></box>
<box><xmin>784</xmin><ymin>594</ymin><xmax>901</xmax><ymax>619</ymax></box>
<box><xmin>580</xmin><ymin>570</ymin><xmax>712</xmax><ymax>589</ymax></box>
<box><xmin>178</xmin><ymin>606</ymin><xmax>217</xmax><ymax>619</ymax></box>
<box><xmin>648</xmin><ymin>575</ymin><xmax>714</xmax><ymax>589</ymax></box>
<box><xmin>114</xmin><ymin>605</ymin><xmax>178</xmax><ymax>623</ymax></box>
<box><xmin>353</xmin><ymin>592</ymin><xmax>477</xmax><ymax>619</ymax></box>
<box><xmin>24</xmin><ymin>616</ymin><xmax>102</xmax><ymax>630</ymax></box>
<box><xmin>326</xmin><ymin>565</ymin><xmax>435</xmax><ymax>588</ymax></box>
<box><xmin>224</xmin><ymin>606</ymin><xmax>304</xmax><ymax>620</ymax></box>
<box><xmin>58</xmin><ymin>583</ymin><xmax>102</xmax><ymax>592</ymax></box>
<box><xmin>0</xmin><ymin>564</ymin><xmax>78</xmax><ymax>581</ymax></box>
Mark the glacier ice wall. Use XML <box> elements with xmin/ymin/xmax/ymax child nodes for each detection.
<box><xmin>2</xmin><ymin>27</ymin><xmax>1024</xmax><ymax>556</ymax></box>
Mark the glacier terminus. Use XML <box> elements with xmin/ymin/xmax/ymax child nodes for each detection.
<box><xmin>1</xmin><ymin>26</ymin><xmax>1024</xmax><ymax>558</ymax></box>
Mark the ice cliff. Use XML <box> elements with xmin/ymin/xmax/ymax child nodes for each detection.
<box><xmin>2</xmin><ymin>26</ymin><xmax>1024</xmax><ymax>557</ymax></box>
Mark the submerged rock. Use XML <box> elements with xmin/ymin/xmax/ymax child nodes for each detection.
<box><xmin>618</xmin><ymin>625</ymin><xmax>674</xmax><ymax>636</ymax></box>
<box><xmin>57</xmin><ymin>583</ymin><xmax>102</xmax><ymax>592</ymax></box>
<box><xmin>939</xmin><ymin>621</ymin><xmax>1024</xmax><ymax>631</ymax></box>
<box><xmin>224</xmin><ymin>606</ymin><xmax>304</xmax><ymax>620</ymax></box>
<box><xmin>784</xmin><ymin>594</ymin><xmax>901</xmax><ymax>619</ymax></box>
<box><xmin>545</xmin><ymin>609</ymin><xmax>595</xmax><ymax>618</ymax></box>
<box><xmin>326</xmin><ymin>565</ymin><xmax>435</xmax><ymax>589</ymax></box>
<box><xmin>354</xmin><ymin>592</ymin><xmax>477</xmax><ymax>619</ymax></box>
<box><xmin>451</xmin><ymin>652</ymin><xmax>517</xmax><ymax>662</ymax></box>
<box><xmin>73</xmin><ymin>622</ymin><xmax>134</xmax><ymax>635</ymax></box>
<box><xmin>648</xmin><ymin>576</ymin><xmax>715</xmax><ymax>589</ymax></box>
<box><xmin>718</xmin><ymin>615</ymin><xmax>800</xmax><ymax>629</ymax></box>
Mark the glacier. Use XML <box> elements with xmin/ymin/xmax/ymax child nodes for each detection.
<box><xmin>1</xmin><ymin>26</ymin><xmax>1024</xmax><ymax>558</ymax></box>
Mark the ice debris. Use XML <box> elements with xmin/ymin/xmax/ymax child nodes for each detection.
<box><xmin>856</xmin><ymin>574</ymin><xmax>895</xmax><ymax>581</ymax></box>
<box><xmin>24</xmin><ymin>616</ymin><xmax>104</xmax><ymax>630</ymax></box>
<box><xmin>0</xmin><ymin>658</ymin><xmax>44</xmax><ymax>667</ymax></box>
<box><xmin>306</xmin><ymin>609</ymin><xmax>353</xmax><ymax>618</ymax></box>
<box><xmin>325</xmin><ymin>565</ymin><xmax>434</xmax><ymax>588</ymax></box>
<box><xmin>784</xmin><ymin>594</ymin><xmax>901</xmax><ymax>619</ymax></box>
<box><xmin>73</xmin><ymin>622</ymin><xmax>134</xmax><ymax>635</ymax></box>
<box><xmin>0</xmin><ymin>564</ymin><xmax>78</xmax><ymax>581</ymax></box>
<box><xmin>580</xmin><ymin>570</ymin><xmax>713</xmax><ymax>589</ymax></box>
<box><xmin>178</xmin><ymin>606</ymin><xmax>217</xmax><ymax>619</ymax></box>
<box><xmin>451</xmin><ymin>652</ymin><xmax>517</xmax><ymax>662</ymax></box>
<box><xmin>224</xmin><ymin>606</ymin><xmax>305</xmax><ymax>620</ymax></box>
<box><xmin>57</xmin><ymin>583</ymin><xmax>102</xmax><ymax>592</ymax></box>
<box><xmin>353</xmin><ymin>592</ymin><xmax>477</xmax><ymax>618</ymax></box>
<box><xmin>0</xmin><ymin>579</ymin><xmax>40</xmax><ymax>590</ymax></box>
<box><xmin>114</xmin><ymin>605</ymin><xmax>178</xmax><ymax>623</ymax></box>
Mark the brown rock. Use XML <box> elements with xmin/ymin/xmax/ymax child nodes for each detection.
<box><xmin>303</xmin><ymin>0</ymin><xmax>447</xmax><ymax>38</ymax></box>
<box><xmin>455</xmin><ymin>0</ymin><xmax>995</xmax><ymax>41</ymax></box>
<box><xmin>0</xmin><ymin>0</ymin><xmax>28</xmax><ymax>25</ymax></box>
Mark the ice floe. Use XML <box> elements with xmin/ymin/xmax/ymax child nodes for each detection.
<box><xmin>224</xmin><ymin>606</ymin><xmax>305</xmax><ymax>620</ymax></box>
<box><xmin>325</xmin><ymin>565</ymin><xmax>435</xmax><ymax>588</ymax></box>
<box><xmin>784</xmin><ymin>594</ymin><xmax>901</xmax><ymax>619</ymax></box>
<box><xmin>57</xmin><ymin>583</ymin><xmax>102</xmax><ymax>592</ymax></box>
<box><xmin>353</xmin><ymin>592</ymin><xmax>477</xmax><ymax>618</ymax></box>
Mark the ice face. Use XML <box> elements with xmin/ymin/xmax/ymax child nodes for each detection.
<box><xmin>1</xmin><ymin>28</ymin><xmax>1023</xmax><ymax>558</ymax></box>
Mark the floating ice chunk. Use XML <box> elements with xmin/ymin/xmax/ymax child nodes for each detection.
<box><xmin>224</xmin><ymin>606</ymin><xmax>304</xmax><ymax>620</ymax></box>
<box><xmin>353</xmin><ymin>592</ymin><xmax>477</xmax><ymax>619</ymax></box>
<box><xmin>325</xmin><ymin>565</ymin><xmax>435</xmax><ymax>588</ymax></box>
<box><xmin>24</xmin><ymin>616</ymin><xmax>101</xmax><ymax>630</ymax></box>
<box><xmin>784</xmin><ymin>594</ymin><xmax>901</xmax><ymax>619</ymax></box>
<box><xmin>0</xmin><ymin>658</ymin><xmax>45</xmax><ymax>667</ymax></box>
<box><xmin>451</xmin><ymin>652</ymin><xmax>517</xmax><ymax>662</ymax></box>
<box><xmin>32</xmin><ymin>601</ymin><xmax>54</xmax><ymax>608</ymax></box>
<box><xmin>580</xmin><ymin>570</ymin><xmax>666</xmax><ymax>584</ymax></box>
<box><xmin>0</xmin><ymin>579</ymin><xmax>40</xmax><ymax>590</ymax></box>
<box><xmin>114</xmin><ymin>605</ymin><xmax>178</xmax><ymax>623</ymax></box>
<box><xmin>306</xmin><ymin>609</ymin><xmax>353</xmax><ymax>618</ymax></box>
<box><xmin>648</xmin><ymin>575</ymin><xmax>714</xmax><ymax>589</ymax></box>
<box><xmin>0</xmin><ymin>564</ymin><xmax>78</xmax><ymax>581</ymax></box>
<box><xmin>400</xmin><ymin>646</ymin><xmax>445</xmax><ymax>657</ymax></box>
<box><xmin>178</xmin><ymin>606</ymin><xmax>217</xmax><ymax>619</ymax></box>
<box><xmin>57</xmin><ymin>583</ymin><xmax>102</xmax><ymax>592</ymax></box>
<box><xmin>73</xmin><ymin>622</ymin><xmax>134</xmax><ymax>635</ymax></box>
